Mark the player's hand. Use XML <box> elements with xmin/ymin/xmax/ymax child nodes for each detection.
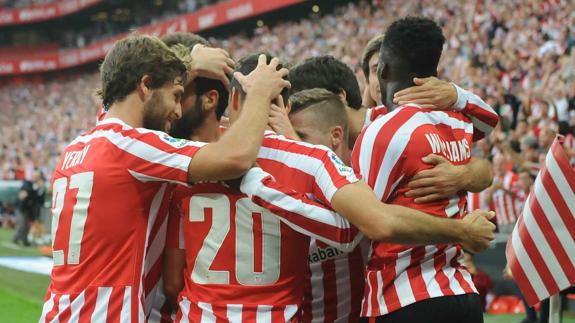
<box><xmin>393</xmin><ymin>77</ymin><xmax>457</xmax><ymax>109</ymax></box>
<box><xmin>233</xmin><ymin>54</ymin><xmax>290</xmax><ymax>101</ymax></box>
<box><xmin>405</xmin><ymin>154</ymin><xmax>465</xmax><ymax>203</ymax></box>
<box><xmin>190</xmin><ymin>44</ymin><xmax>235</xmax><ymax>87</ymax></box>
<box><xmin>460</xmin><ymin>210</ymin><xmax>496</xmax><ymax>253</ymax></box>
<box><xmin>269</xmin><ymin>96</ymin><xmax>300</xmax><ymax>140</ymax></box>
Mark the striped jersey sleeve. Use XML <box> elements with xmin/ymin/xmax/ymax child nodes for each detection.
<box><xmin>240</xmin><ymin>167</ymin><xmax>362</xmax><ymax>252</ymax></box>
<box><xmin>452</xmin><ymin>84</ymin><xmax>499</xmax><ymax>141</ymax></box>
<box><xmin>259</xmin><ymin>134</ymin><xmax>360</xmax><ymax>206</ymax></box>
<box><xmin>72</xmin><ymin>121</ymin><xmax>207</xmax><ymax>186</ymax></box>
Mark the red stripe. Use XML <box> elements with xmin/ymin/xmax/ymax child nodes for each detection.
<box><xmin>432</xmin><ymin>246</ymin><xmax>454</xmax><ymax>296</ymax></box>
<box><xmin>252</xmin><ymin>212</ymin><xmax>263</xmax><ymax>273</ymax></box>
<box><xmin>321</xmin><ymin>260</ymin><xmax>338</xmax><ymax>322</ymax></box>
<box><xmin>301</xmin><ymin>265</ymin><xmax>313</xmax><ymax>323</ymax></box>
<box><xmin>449</xmin><ymin>249</ymin><xmax>474</xmax><ymax>293</ymax></box>
<box><xmin>189</xmin><ymin>301</ymin><xmax>203</xmax><ymax>322</ymax></box>
<box><xmin>79</xmin><ymin>288</ymin><xmax>97</xmax><ymax>323</ymax></box>
<box><xmin>241</xmin><ymin>305</ymin><xmax>257</xmax><ymax>322</ymax></box>
<box><xmin>381</xmin><ymin>254</ymin><xmax>401</xmax><ymax>313</ymax></box>
<box><xmin>348</xmin><ymin>248</ymin><xmax>364</xmax><ymax>321</ymax></box>
<box><xmin>58</xmin><ymin>293</ymin><xmax>76</xmax><ymax>323</ymax></box>
<box><xmin>529</xmin><ymin>183</ymin><xmax>575</xmax><ymax>282</ymax></box>
<box><xmin>506</xmin><ymin>236</ymin><xmax>540</xmax><ymax>305</ymax></box>
<box><xmin>516</xmin><ymin>209</ymin><xmax>559</xmax><ymax>293</ymax></box>
<box><xmin>106</xmin><ymin>287</ymin><xmax>125</xmax><ymax>323</ymax></box>
<box><xmin>45</xmin><ymin>294</ymin><xmax>60</xmax><ymax>323</ymax></box>
<box><xmin>405</xmin><ymin>247</ymin><xmax>430</xmax><ymax>303</ymax></box>
<box><xmin>368</xmin><ymin>271</ymin><xmax>380</xmax><ymax>316</ymax></box>
<box><xmin>271</xmin><ymin>305</ymin><xmax>287</xmax><ymax>323</ymax></box>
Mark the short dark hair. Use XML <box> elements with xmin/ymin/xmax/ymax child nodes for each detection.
<box><xmin>361</xmin><ymin>35</ymin><xmax>384</xmax><ymax>81</ymax></box>
<box><xmin>161</xmin><ymin>32</ymin><xmax>210</xmax><ymax>48</ymax></box>
<box><xmin>230</xmin><ymin>52</ymin><xmax>289</xmax><ymax>105</ymax></box>
<box><xmin>289</xmin><ymin>88</ymin><xmax>348</xmax><ymax>132</ymax></box>
<box><xmin>382</xmin><ymin>16</ymin><xmax>445</xmax><ymax>75</ymax></box>
<box><xmin>163</xmin><ymin>32</ymin><xmax>228</xmax><ymax>121</ymax></box>
<box><xmin>289</xmin><ymin>55</ymin><xmax>362</xmax><ymax>109</ymax></box>
<box><xmin>97</xmin><ymin>34</ymin><xmax>188</xmax><ymax>110</ymax></box>
<box><xmin>195</xmin><ymin>77</ymin><xmax>228</xmax><ymax>120</ymax></box>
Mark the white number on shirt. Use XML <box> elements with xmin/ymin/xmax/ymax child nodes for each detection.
<box><xmin>188</xmin><ymin>194</ymin><xmax>281</xmax><ymax>286</ymax></box>
<box><xmin>51</xmin><ymin>171</ymin><xmax>94</xmax><ymax>266</ymax></box>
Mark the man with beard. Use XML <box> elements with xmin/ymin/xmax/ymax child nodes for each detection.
<box><xmin>39</xmin><ymin>35</ymin><xmax>290</xmax><ymax>322</ymax></box>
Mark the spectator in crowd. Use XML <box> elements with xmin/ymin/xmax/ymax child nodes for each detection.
<box><xmin>12</xmin><ymin>170</ymin><xmax>44</xmax><ymax>246</ymax></box>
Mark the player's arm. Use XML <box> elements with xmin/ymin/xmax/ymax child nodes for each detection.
<box><xmin>187</xmin><ymin>55</ymin><xmax>291</xmax><ymax>182</ymax></box>
<box><xmin>330</xmin><ymin>180</ymin><xmax>496</xmax><ymax>253</ymax></box>
<box><xmin>163</xmin><ymin>248</ymin><xmax>185</xmax><ymax>310</ymax></box>
<box><xmin>405</xmin><ymin>155</ymin><xmax>493</xmax><ymax>203</ymax></box>
<box><xmin>240</xmin><ymin>167</ymin><xmax>362</xmax><ymax>252</ymax></box>
<box><xmin>393</xmin><ymin>77</ymin><xmax>499</xmax><ymax>140</ymax></box>
<box><xmin>163</xmin><ymin>200</ymin><xmax>186</xmax><ymax>310</ymax></box>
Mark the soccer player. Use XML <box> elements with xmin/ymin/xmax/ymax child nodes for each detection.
<box><xmin>141</xmin><ymin>32</ymin><xmax>230</xmax><ymax>323</ymax></box>
<box><xmin>352</xmin><ymin>17</ymin><xmax>491</xmax><ymax>322</ymax></box>
<box><xmin>361</xmin><ymin>35</ymin><xmax>384</xmax><ymax>108</ymax></box>
<box><xmin>39</xmin><ymin>35</ymin><xmax>289</xmax><ymax>322</ymax></box>
<box><xmin>163</xmin><ymin>53</ymin><xmax>496</xmax><ymax>322</ymax></box>
<box><xmin>269</xmin><ymin>55</ymin><xmax>497</xmax><ymax>323</ymax></box>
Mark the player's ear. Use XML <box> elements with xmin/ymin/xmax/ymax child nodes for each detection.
<box><xmin>338</xmin><ymin>89</ymin><xmax>347</xmax><ymax>105</ymax></box>
<box><xmin>330</xmin><ymin>125</ymin><xmax>344</xmax><ymax>149</ymax></box>
<box><xmin>202</xmin><ymin>89</ymin><xmax>219</xmax><ymax>113</ymax></box>
<box><xmin>137</xmin><ymin>75</ymin><xmax>153</xmax><ymax>101</ymax></box>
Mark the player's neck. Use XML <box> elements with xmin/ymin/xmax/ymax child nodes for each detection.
<box><xmin>191</xmin><ymin>118</ymin><xmax>220</xmax><ymax>143</ymax></box>
<box><xmin>346</xmin><ymin>106</ymin><xmax>367</xmax><ymax>148</ymax></box>
<box><xmin>104</xmin><ymin>95</ymin><xmax>144</xmax><ymax>128</ymax></box>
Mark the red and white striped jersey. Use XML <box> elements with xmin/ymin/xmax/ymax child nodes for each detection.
<box><xmin>351</xmin><ymin>106</ymin><xmax>479</xmax><ymax>317</ymax></box>
<box><xmin>301</xmin><ymin>240</ymin><xmax>366</xmax><ymax>323</ymax></box>
<box><xmin>466</xmin><ymin>190</ymin><xmax>493</xmax><ymax>213</ymax></box>
<box><xmin>39</xmin><ymin>118</ymin><xmax>206</xmax><ymax>323</ymax></box>
<box><xmin>167</xmin><ymin>133</ymin><xmax>361</xmax><ymax>322</ymax></box>
<box><xmin>492</xmin><ymin>172</ymin><xmax>524</xmax><ymax>226</ymax></box>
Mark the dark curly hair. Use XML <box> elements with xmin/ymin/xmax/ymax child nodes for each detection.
<box><xmin>382</xmin><ymin>16</ymin><xmax>445</xmax><ymax>75</ymax></box>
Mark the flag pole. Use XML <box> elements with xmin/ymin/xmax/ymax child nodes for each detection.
<box><xmin>549</xmin><ymin>294</ymin><xmax>561</xmax><ymax>323</ymax></box>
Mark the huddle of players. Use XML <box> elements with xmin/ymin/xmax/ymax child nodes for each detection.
<box><xmin>40</xmin><ymin>17</ymin><xmax>499</xmax><ymax>323</ymax></box>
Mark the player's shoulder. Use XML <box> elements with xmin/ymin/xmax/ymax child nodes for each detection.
<box><xmin>262</xmin><ymin>131</ymin><xmax>332</xmax><ymax>155</ymax></box>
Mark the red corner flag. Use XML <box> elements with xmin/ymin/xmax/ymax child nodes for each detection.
<box><xmin>506</xmin><ymin>137</ymin><xmax>575</xmax><ymax>306</ymax></box>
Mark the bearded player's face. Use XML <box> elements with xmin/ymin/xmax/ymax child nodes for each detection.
<box><xmin>142</xmin><ymin>80</ymin><xmax>184</xmax><ymax>133</ymax></box>
<box><xmin>169</xmin><ymin>86</ymin><xmax>207</xmax><ymax>140</ymax></box>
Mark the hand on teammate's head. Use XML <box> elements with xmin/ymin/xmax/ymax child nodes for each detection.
<box><xmin>232</xmin><ymin>54</ymin><xmax>291</xmax><ymax>101</ymax></box>
<box><xmin>189</xmin><ymin>44</ymin><xmax>235</xmax><ymax>87</ymax></box>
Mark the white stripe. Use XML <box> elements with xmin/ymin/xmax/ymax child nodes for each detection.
<box><xmin>522</xmin><ymin>199</ymin><xmax>570</xmax><ymax>287</ymax></box>
<box><xmin>284</xmin><ymin>305</ymin><xmax>298</xmax><ymax>321</ymax></box>
<box><xmin>468</xmin><ymin>116</ymin><xmax>492</xmax><ymax>135</ymax></box>
<box><xmin>363</xmin><ymin>271</ymin><xmax>373</xmax><ymax>316</ymax></box>
<box><xmin>91</xmin><ymin>287</ymin><xmax>113</xmax><ymax>323</ymax></box>
<box><xmin>198</xmin><ymin>302</ymin><xmax>216</xmax><ymax>323</ymax></box>
<box><xmin>419</xmin><ymin>245</ymin><xmax>444</xmax><ymax>298</ymax></box>
<box><xmin>443</xmin><ymin>247</ymin><xmax>466</xmax><ymax>295</ymax></box>
<box><xmin>140</xmin><ymin>183</ymin><xmax>167</xmax><ymax>316</ymax></box>
<box><xmin>546</xmin><ymin>151</ymin><xmax>575</xmax><ymax>218</ymax></box>
<box><xmin>309</xmin><ymin>240</ymin><xmax>325</xmax><ymax>322</ymax></box>
<box><xmin>179</xmin><ymin>297</ymin><xmax>191</xmax><ymax>323</ymax></box>
<box><xmin>40</xmin><ymin>293</ymin><xmax>55</xmax><ymax>321</ymax></box>
<box><xmin>459</xmin><ymin>263</ymin><xmax>479</xmax><ymax>294</ymax></box>
<box><xmin>256</xmin><ymin>305</ymin><xmax>272</xmax><ymax>322</ymax></box>
<box><xmin>68</xmin><ymin>291</ymin><xmax>85</xmax><ymax>323</ymax></box>
<box><xmin>394</xmin><ymin>251</ymin><xmax>416</xmax><ymax>307</ymax></box>
<box><xmin>226</xmin><ymin>304</ymin><xmax>243</xmax><ymax>322</ymax></box>
<box><xmin>334</xmin><ymin>256</ymin><xmax>351</xmax><ymax>322</ymax></box>
<box><xmin>511</xmin><ymin>226</ymin><xmax>548</xmax><ymax>300</ymax></box>
<box><xmin>144</xmin><ymin>215</ymin><xmax>169</xmax><ymax>275</ymax></box>
<box><xmin>375</xmin><ymin>271</ymin><xmax>387</xmax><ymax>315</ymax></box>
<box><xmin>70</xmin><ymin>129</ymin><xmax>194</xmax><ymax>172</ymax></box>
<box><xmin>120</xmin><ymin>287</ymin><xmax>132</xmax><ymax>323</ymax></box>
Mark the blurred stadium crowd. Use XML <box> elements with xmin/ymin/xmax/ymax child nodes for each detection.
<box><xmin>1</xmin><ymin>0</ymin><xmax>575</xmax><ymax>228</ymax></box>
